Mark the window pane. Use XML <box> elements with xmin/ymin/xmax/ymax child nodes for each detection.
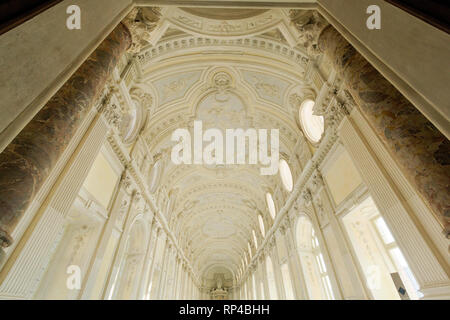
<box><xmin>266</xmin><ymin>193</ymin><xmax>276</xmax><ymax>219</ymax></box>
<box><xmin>258</xmin><ymin>215</ymin><xmax>265</xmax><ymax>236</ymax></box>
<box><xmin>252</xmin><ymin>229</ymin><xmax>258</xmax><ymax>249</ymax></box>
<box><xmin>375</xmin><ymin>217</ymin><xmax>395</xmax><ymax>244</ymax></box>
<box><xmin>279</xmin><ymin>159</ymin><xmax>293</xmax><ymax>192</ymax></box>
<box><xmin>318</xmin><ymin>254</ymin><xmax>327</xmax><ymax>273</ymax></box>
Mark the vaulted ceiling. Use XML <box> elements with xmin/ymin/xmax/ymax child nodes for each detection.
<box><xmin>131</xmin><ymin>7</ymin><xmax>317</xmax><ymax>286</ymax></box>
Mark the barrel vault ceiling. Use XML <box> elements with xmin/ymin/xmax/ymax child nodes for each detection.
<box><xmin>127</xmin><ymin>6</ymin><xmax>319</xmax><ymax>285</ymax></box>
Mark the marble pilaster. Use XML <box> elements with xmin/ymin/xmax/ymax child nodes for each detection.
<box><xmin>0</xmin><ymin>110</ymin><xmax>110</xmax><ymax>299</ymax></box>
<box><xmin>317</xmin><ymin>25</ymin><xmax>450</xmax><ymax>236</ymax></box>
<box><xmin>0</xmin><ymin>23</ymin><xmax>132</xmax><ymax>249</ymax></box>
<box><xmin>339</xmin><ymin>111</ymin><xmax>450</xmax><ymax>298</ymax></box>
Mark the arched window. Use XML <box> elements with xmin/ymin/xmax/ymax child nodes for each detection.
<box><xmin>258</xmin><ymin>215</ymin><xmax>265</xmax><ymax>237</ymax></box>
<box><xmin>279</xmin><ymin>159</ymin><xmax>293</xmax><ymax>192</ymax></box>
<box><xmin>111</xmin><ymin>219</ymin><xmax>147</xmax><ymax>300</ymax></box>
<box><xmin>246</xmin><ymin>278</ymin><xmax>251</xmax><ymax>299</ymax></box>
<box><xmin>295</xmin><ymin>215</ymin><xmax>335</xmax><ymax>300</ymax></box>
<box><xmin>265</xmin><ymin>256</ymin><xmax>278</xmax><ymax>300</ymax></box>
<box><xmin>252</xmin><ymin>229</ymin><xmax>258</xmax><ymax>249</ymax></box>
<box><xmin>281</xmin><ymin>263</ymin><xmax>295</xmax><ymax>300</ymax></box>
<box><xmin>266</xmin><ymin>193</ymin><xmax>276</xmax><ymax>219</ymax></box>
<box><xmin>252</xmin><ymin>273</ymin><xmax>257</xmax><ymax>300</ymax></box>
<box><xmin>259</xmin><ymin>279</ymin><xmax>265</xmax><ymax>300</ymax></box>
<box><xmin>299</xmin><ymin>99</ymin><xmax>324</xmax><ymax>143</ymax></box>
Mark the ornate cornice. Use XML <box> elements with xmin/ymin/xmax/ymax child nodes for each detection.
<box><xmin>137</xmin><ymin>35</ymin><xmax>309</xmax><ymax>69</ymax></box>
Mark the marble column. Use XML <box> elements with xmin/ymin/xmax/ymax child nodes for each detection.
<box><xmin>0</xmin><ymin>23</ymin><xmax>132</xmax><ymax>249</ymax></box>
<box><xmin>0</xmin><ymin>108</ymin><xmax>111</xmax><ymax>298</ymax></box>
<box><xmin>317</xmin><ymin>25</ymin><xmax>449</xmax><ymax>236</ymax></box>
<box><xmin>0</xmin><ymin>6</ymin><xmax>162</xmax><ymax>250</ymax></box>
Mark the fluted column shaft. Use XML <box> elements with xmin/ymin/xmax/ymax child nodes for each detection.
<box><xmin>318</xmin><ymin>25</ymin><xmax>449</xmax><ymax>235</ymax></box>
<box><xmin>0</xmin><ymin>23</ymin><xmax>132</xmax><ymax>247</ymax></box>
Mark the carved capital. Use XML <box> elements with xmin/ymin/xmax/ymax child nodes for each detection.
<box><xmin>99</xmin><ymin>84</ymin><xmax>123</xmax><ymax>130</ymax></box>
<box><xmin>290</xmin><ymin>10</ymin><xmax>329</xmax><ymax>57</ymax></box>
<box><xmin>326</xmin><ymin>99</ymin><xmax>350</xmax><ymax>129</ymax></box>
<box><xmin>122</xmin><ymin>8</ymin><xmax>162</xmax><ymax>54</ymax></box>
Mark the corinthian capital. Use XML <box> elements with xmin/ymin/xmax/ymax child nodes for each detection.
<box><xmin>122</xmin><ymin>7</ymin><xmax>162</xmax><ymax>54</ymax></box>
<box><xmin>289</xmin><ymin>10</ymin><xmax>329</xmax><ymax>57</ymax></box>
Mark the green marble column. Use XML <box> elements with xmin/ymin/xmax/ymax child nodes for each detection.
<box><xmin>0</xmin><ymin>23</ymin><xmax>132</xmax><ymax>248</ymax></box>
<box><xmin>318</xmin><ymin>25</ymin><xmax>450</xmax><ymax>236</ymax></box>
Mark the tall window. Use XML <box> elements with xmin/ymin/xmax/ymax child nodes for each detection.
<box><xmin>312</xmin><ymin>229</ymin><xmax>335</xmax><ymax>300</ymax></box>
<box><xmin>252</xmin><ymin>273</ymin><xmax>257</xmax><ymax>300</ymax></box>
<box><xmin>373</xmin><ymin>216</ymin><xmax>420</xmax><ymax>299</ymax></box>
<box><xmin>296</xmin><ymin>215</ymin><xmax>335</xmax><ymax>299</ymax></box>
<box><xmin>280</xmin><ymin>263</ymin><xmax>295</xmax><ymax>300</ymax></box>
<box><xmin>266</xmin><ymin>256</ymin><xmax>278</xmax><ymax>300</ymax></box>
<box><xmin>342</xmin><ymin>197</ymin><xmax>422</xmax><ymax>300</ymax></box>
<box><xmin>259</xmin><ymin>279</ymin><xmax>265</xmax><ymax>300</ymax></box>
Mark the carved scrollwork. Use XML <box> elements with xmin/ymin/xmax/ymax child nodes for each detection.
<box><xmin>122</xmin><ymin>7</ymin><xmax>162</xmax><ymax>54</ymax></box>
<box><xmin>289</xmin><ymin>10</ymin><xmax>329</xmax><ymax>57</ymax></box>
<box><xmin>310</xmin><ymin>170</ymin><xmax>325</xmax><ymax>191</ymax></box>
<box><xmin>301</xmin><ymin>189</ymin><xmax>313</xmax><ymax>207</ymax></box>
<box><xmin>130</xmin><ymin>87</ymin><xmax>153</xmax><ymax>110</ymax></box>
<box><xmin>325</xmin><ymin>99</ymin><xmax>350</xmax><ymax>130</ymax></box>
